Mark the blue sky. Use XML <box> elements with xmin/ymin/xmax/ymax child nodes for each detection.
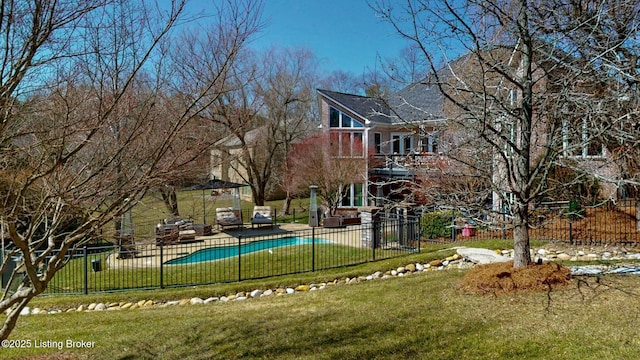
<box><xmin>253</xmin><ymin>0</ymin><xmax>410</xmax><ymax>75</ymax></box>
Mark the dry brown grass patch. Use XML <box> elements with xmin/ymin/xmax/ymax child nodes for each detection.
<box><xmin>461</xmin><ymin>261</ymin><xmax>572</xmax><ymax>294</ymax></box>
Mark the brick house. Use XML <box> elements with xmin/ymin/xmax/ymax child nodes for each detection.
<box><xmin>318</xmin><ymin>53</ymin><xmax>628</xmax><ymax>213</ymax></box>
<box><xmin>317</xmin><ymin>85</ymin><xmax>449</xmax><ymax>209</ymax></box>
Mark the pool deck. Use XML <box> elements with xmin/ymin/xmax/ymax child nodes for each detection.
<box><xmin>107</xmin><ymin>223</ymin><xmax>365</xmax><ymax>269</ymax></box>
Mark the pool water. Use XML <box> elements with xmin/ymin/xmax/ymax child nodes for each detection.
<box><xmin>165</xmin><ymin>237</ymin><xmax>331</xmax><ymax>265</ymax></box>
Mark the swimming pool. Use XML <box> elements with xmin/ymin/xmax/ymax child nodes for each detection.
<box><xmin>165</xmin><ymin>237</ymin><xmax>331</xmax><ymax>265</ymax></box>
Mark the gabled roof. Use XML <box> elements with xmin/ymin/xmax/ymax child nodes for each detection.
<box><xmin>318</xmin><ymin>84</ymin><xmax>446</xmax><ymax>126</ymax></box>
<box><xmin>317</xmin><ymin>89</ymin><xmax>393</xmax><ymax>125</ymax></box>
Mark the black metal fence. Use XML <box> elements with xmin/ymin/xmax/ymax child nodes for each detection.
<box><xmin>419</xmin><ymin>200</ymin><xmax>640</xmax><ymax>246</ymax></box>
<box><xmin>43</xmin><ymin>218</ymin><xmax>420</xmax><ymax>295</ymax></box>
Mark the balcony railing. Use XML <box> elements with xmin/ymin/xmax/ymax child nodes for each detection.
<box><xmin>370</xmin><ymin>153</ymin><xmax>440</xmax><ymax>177</ymax></box>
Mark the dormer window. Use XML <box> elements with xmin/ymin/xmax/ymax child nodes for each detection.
<box><xmin>329</xmin><ymin>107</ymin><xmax>364</xmax><ymax>128</ymax></box>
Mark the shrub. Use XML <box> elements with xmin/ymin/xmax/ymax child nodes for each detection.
<box><xmin>421</xmin><ymin>211</ymin><xmax>456</xmax><ymax>239</ymax></box>
<box><xmin>568</xmin><ymin>199</ymin><xmax>584</xmax><ymax>219</ymax></box>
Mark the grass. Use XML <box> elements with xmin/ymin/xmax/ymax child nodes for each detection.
<box><xmin>45</xmin><ymin>242</ymin><xmax>408</xmax><ymax>294</ymax></box>
<box><xmin>131</xmin><ymin>190</ymin><xmax>310</xmax><ymax>230</ymax></box>
<box><xmin>6</xmin><ymin>258</ymin><xmax>640</xmax><ymax>359</ymax></box>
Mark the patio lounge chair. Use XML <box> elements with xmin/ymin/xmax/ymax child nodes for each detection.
<box><xmin>251</xmin><ymin>206</ymin><xmax>274</xmax><ymax>228</ymax></box>
<box><xmin>216</xmin><ymin>207</ymin><xmax>243</xmax><ymax>230</ymax></box>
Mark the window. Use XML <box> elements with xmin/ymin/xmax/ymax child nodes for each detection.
<box><xmin>420</xmin><ymin>131</ymin><xmax>439</xmax><ymax>153</ymax></box>
<box><xmin>330</xmin><ymin>108</ymin><xmax>340</xmax><ymax>127</ymax></box>
<box><xmin>562</xmin><ymin>118</ymin><xmax>604</xmax><ymax>158</ymax></box>
<box><xmin>374</xmin><ymin>133</ymin><xmax>382</xmax><ymax>154</ymax></box>
<box><xmin>330</xmin><ymin>131</ymin><xmax>364</xmax><ymax>157</ymax></box>
<box><xmin>341</xmin><ymin>183</ymin><xmax>364</xmax><ymax>207</ymax></box>
<box><xmin>391</xmin><ymin>133</ymin><xmax>414</xmax><ymax>154</ymax></box>
<box><xmin>329</xmin><ymin>107</ymin><xmax>364</xmax><ymax>128</ymax></box>
<box><xmin>494</xmin><ymin>115</ymin><xmax>516</xmax><ymax>158</ymax></box>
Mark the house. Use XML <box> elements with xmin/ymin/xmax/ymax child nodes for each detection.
<box><xmin>210</xmin><ymin>127</ymin><xmax>262</xmax><ymax>202</ymax></box>
<box><xmin>317</xmin><ymin>85</ymin><xmax>448</xmax><ymax>209</ymax></box>
<box><xmin>318</xmin><ymin>49</ymin><xmax>630</xmax><ymax>214</ymax></box>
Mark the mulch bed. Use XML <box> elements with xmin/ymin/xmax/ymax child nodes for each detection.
<box><xmin>460</xmin><ymin>261</ymin><xmax>572</xmax><ymax>294</ymax></box>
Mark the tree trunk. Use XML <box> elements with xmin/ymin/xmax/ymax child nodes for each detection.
<box><xmin>160</xmin><ymin>187</ymin><xmax>180</xmax><ymax>217</ymax></box>
<box><xmin>282</xmin><ymin>192</ymin><xmax>292</xmax><ymax>215</ymax></box>
<box><xmin>512</xmin><ymin>202</ymin><xmax>532</xmax><ymax>267</ymax></box>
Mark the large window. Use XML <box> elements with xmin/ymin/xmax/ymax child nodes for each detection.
<box><xmin>330</xmin><ymin>131</ymin><xmax>364</xmax><ymax>157</ymax></box>
<box><xmin>341</xmin><ymin>183</ymin><xmax>364</xmax><ymax>207</ymax></box>
<box><xmin>329</xmin><ymin>107</ymin><xmax>364</xmax><ymax>128</ymax></box>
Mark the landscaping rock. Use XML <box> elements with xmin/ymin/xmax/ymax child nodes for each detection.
<box><xmin>94</xmin><ymin>303</ymin><xmax>106</xmax><ymax>311</ymax></box>
<box><xmin>456</xmin><ymin>247</ymin><xmax>511</xmax><ymax>264</ymax></box>
<box><xmin>250</xmin><ymin>289</ymin><xmax>263</xmax><ymax>298</ymax></box>
<box><xmin>190</xmin><ymin>298</ymin><xmax>204</xmax><ymax>305</ymax></box>
<box><xmin>429</xmin><ymin>259</ymin><xmax>443</xmax><ymax>267</ymax></box>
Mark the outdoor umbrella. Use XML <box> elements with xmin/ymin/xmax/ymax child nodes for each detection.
<box><xmin>183</xmin><ymin>179</ymin><xmax>248</xmax><ymax>190</ymax></box>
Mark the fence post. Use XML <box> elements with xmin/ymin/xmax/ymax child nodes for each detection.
<box><xmin>569</xmin><ymin>214</ymin><xmax>574</xmax><ymax>245</ymax></box>
<box><xmin>636</xmin><ymin>200</ymin><xmax>640</xmax><ymax>232</ymax></box>
<box><xmin>238</xmin><ymin>235</ymin><xmax>242</xmax><ymax>282</ymax></box>
<box><xmin>273</xmin><ymin>208</ymin><xmax>277</xmax><ymax>224</ymax></box>
<box><xmin>83</xmin><ymin>245</ymin><xmax>88</xmax><ymax>295</ymax></box>
<box><xmin>417</xmin><ymin>216</ymin><xmax>421</xmax><ymax>253</ymax></box>
<box><xmin>372</xmin><ymin>218</ymin><xmax>378</xmax><ymax>261</ymax></box>
<box><xmin>159</xmin><ymin>243</ymin><xmax>164</xmax><ymax>289</ymax></box>
<box><xmin>312</xmin><ymin>226</ymin><xmax>315</xmax><ymax>272</ymax></box>
<box><xmin>292</xmin><ymin>209</ymin><xmax>296</xmax><ymax>224</ymax></box>
<box><xmin>451</xmin><ymin>209</ymin><xmax>456</xmax><ymax>242</ymax></box>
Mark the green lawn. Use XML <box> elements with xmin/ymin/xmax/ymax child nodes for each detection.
<box><xmin>131</xmin><ymin>190</ymin><xmax>310</xmax><ymax>231</ymax></box>
<box><xmin>46</xmin><ymin>244</ymin><xmax>405</xmax><ymax>294</ymax></box>
<box><xmin>5</xmin><ymin>240</ymin><xmax>640</xmax><ymax>359</ymax></box>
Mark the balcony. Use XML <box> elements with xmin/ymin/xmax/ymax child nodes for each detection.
<box><xmin>369</xmin><ymin>153</ymin><xmax>440</xmax><ymax>179</ymax></box>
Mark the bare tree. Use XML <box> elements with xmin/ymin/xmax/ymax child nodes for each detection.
<box><xmin>0</xmin><ymin>0</ymin><xmax>262</xmax><ymax>339</ymax></box>
<box><xmin>373</xmin><ymin>0</ymin><xmax>640</xmax><ymax>267</ymax></box>
<box><xmin>207</xmin><ymin>47</ymin><xmax>318</xmax><ymax>206</ymax></box>
<box><xmin>283</xmin><ymin>133</ymin><xmax>368</xmax><ymax>217</ymax></box>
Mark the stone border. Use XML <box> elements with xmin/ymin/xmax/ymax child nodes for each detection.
<box><xmin>14</xmin><ymin>245</ymin><xmax>640</xmax><ymax>316</ymax></box>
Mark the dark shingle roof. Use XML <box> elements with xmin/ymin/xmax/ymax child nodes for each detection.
<box><xmin>317</xmin><ymin>89</ymin><xmax>393</xmax><ymax>125</ymax></box>
<box><xmin>318</xmin><ymin>84</ymin><xmax>446</xmax><ymax>126</ymax></box>
<box><xmin>390</xmin><ymin>81</ymin><xmax>445</xmax><ymax>123</ymax></box>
